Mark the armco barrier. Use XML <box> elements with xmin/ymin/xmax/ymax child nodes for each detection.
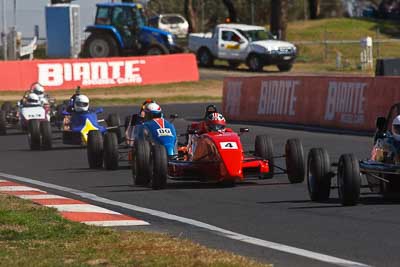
<box><xmin>223</xmin><ymin>75</ymin><xmax>400</xmax><ymax>132</ymax></box>
<box><xmin>0</xmin><ymin>54</ymin><xmax>199</xmax><ymax>91</ymax></box>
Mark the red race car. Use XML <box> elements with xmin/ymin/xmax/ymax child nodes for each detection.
<box><xmin>132</xmin><ymin>105</ymin><xmax>305</xmax><ymax>189</ymax></box>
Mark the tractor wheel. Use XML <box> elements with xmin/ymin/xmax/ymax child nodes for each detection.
<box><xmin>87</xmin><ymin>130</ymin><xmax>103</xmax><ymax>169</ymax></box>
<box><xmin>103</xmin><ymin>132</ymin><xmax>119</xmax><ymax>170</ymax></box>
<box><xmin>285</xmin><ymin>139</ymin><xmax>305</xmax><ymax>183</ymax></box>
<box><xmin>151</xmin><ymin>144</ymin><xmax>168</xmax><ymax>190</ymax></box>
<box><xmin>40</xmin><ymin>121</ymin><xmax>52</xmax><ymax>150</ymax></box>
<box><xmin>337</xmin><ymin>154</ymin><xmax>361</xmax><ymax>206</ymax></box>
<box><xmin>132</xmin><ymin>139</ymin><xmax>151</xmax><ymax>186</ymax></box>
<box><xmin>145</xmin><ymin>44</ymin><xmax>169</xmax><ymax>55</ymax></box>
<box><xmin>28</xmin><ymin>120</ymin><xmax>41</xmax><ymax>150</ymax></box>
<box><xmin>83</xmin><ymin>33</ymin><xmax>119</xmax><ymax>58</ymax></box>
<box><xmin>307</xmin><ymin>148</ymin><xmax>332</xmax><ymax>201</ymax></box>
<box><xmin>255</xmin><ymin>135</ymin><xmax>274</xmax><ymax>179</ymax></box>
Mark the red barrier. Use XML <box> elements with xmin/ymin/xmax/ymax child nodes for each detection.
<box><xmin>223</xmin><ymin>75</ymin><xmax>400</xmax><ymax>131</ymax></box>
<box><xmin>0</xmin><ymin>54</ymin><xmax>199</xmax><ymax>91</ymax></box>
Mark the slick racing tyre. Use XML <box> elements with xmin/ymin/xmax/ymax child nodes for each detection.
<box><xmin>103</xmin><ymin>132</ymin><xmax>119</xmax><ymax>170</ymax></box>
<box><xmin>151</xmin><ymin>144</ymin><xmax>168</xmax><ymax>190</ymax></box>
<box><xmin>106</xmin><ymin>113</ymin><xmax>123</xmax><ymax>144</ymax></box>
<box><xmin>132</xmin><ymin>139</ymin><xmax>151</xmax><ymax>186</ymax></box>
<box><xmin>0</xmin><ymin>110</ymin><xmax>7</xmax><ymax>135</ymax></box>
<box><xmin>337</xmin><ymin>154</ymin><xmax>361</xmax><ymax>206</ymax></box>
<box><xmin>40</xmin><ymin>121</ymin><xmax>53</xmax><ymax>150</ymax></box>
<box><xmin>285</xmin><ymin>138</ymin><xmax>305</xmax><ymax>183</ymax></box>
<box><xmin>255</xmin><ymin>135</ymin><xmax>274</xmax><ymax>179</ymax></box>
<box><xmin>28</xmin><ymin>120</ymin><xmax>41</xmax><ymax>150</ymax></box>
<box><xmin>307</xmin><ymin>148</ymin><xmax>332</xmax><ymax>201</ymax></box>
<box><xmin>87</xmin><ymin>130</ymin><xmax>103</xmax><ymax>169</ymax></box>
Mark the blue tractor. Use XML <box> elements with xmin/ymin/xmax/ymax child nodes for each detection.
<box><xmin>82</xmin><ymin>2</ymin><xmax>181</xmax><ymax>57</ymax></box>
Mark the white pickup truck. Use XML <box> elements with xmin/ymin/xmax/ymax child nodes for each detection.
<box><xmin>188</xmin><ymin>24</ymin><xmax>297</xmax><ymax>72</ymax></box>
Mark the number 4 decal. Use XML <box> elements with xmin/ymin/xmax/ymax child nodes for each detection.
<box><xmin>220</xmin><ymin>142</ymin><xmax>238</xmax><ymax>149</ymax></box>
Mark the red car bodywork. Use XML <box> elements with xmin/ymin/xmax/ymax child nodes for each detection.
<box><xmin>168</xmin><ymin>128</ymin><xmax>270</xmax><ymax>182</ymax></box>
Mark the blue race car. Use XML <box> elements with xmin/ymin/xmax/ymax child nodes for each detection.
<box><xmin>307</xmin><ymin>103</ymin><xmax>400</xmax><ymax>206</ymax></box>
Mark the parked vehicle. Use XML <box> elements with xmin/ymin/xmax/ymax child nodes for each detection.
<box><xmin>148</xmin><ymin>14</ymin><xmax>189</xmax><ymax>38</ymax></box>
<box><xmin>82</xmin><ymin>2</ymin><xmax>181</xmax><ymax>58</ymax></box>
<box><xmin>188</xmin><ymin>23</ymin><xmax>297</xmax><ymax>72</ymax></box>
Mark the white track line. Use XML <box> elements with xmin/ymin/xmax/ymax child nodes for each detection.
<box><xmin>83</xmin><ymin>220</ymin><xmax>150</xmax><ymax>227</ymax></box>
<box><xmin>0</xmin><ymin>172</ymin><xmax>371</xmax><ymax>267</ymax></box>
<box><xmin>45</xmin><ymin>204</ymin><xmax>121</xmax><ymax>214</ymax></box>
<box><xmin>19</xmin><ymin>194</ymin><xmax>67</xmax><ymax>200</ymax></box>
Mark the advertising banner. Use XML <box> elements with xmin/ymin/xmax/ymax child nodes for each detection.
<box><xmin>0</xmin><ymin>54</ymin><xmax>199</xmax><ymax>91</ymax></box>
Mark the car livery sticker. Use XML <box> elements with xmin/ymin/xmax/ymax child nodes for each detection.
<box><xmin>157</xmin><ymin>128</ymin><xmax>173</xmax><ymax>137</ymax></box>
<box><xmin>220</xmin><ymin>142</ymin><xmax>238</xmax><ymax>150</ymax></box>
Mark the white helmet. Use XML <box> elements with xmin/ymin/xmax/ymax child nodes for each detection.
<box><xmin>27</xmin><ymin>93</ymin><xmax>40</xmax><ymax>106</ymax></box>
<box><xmin>74</xmin><ymin>94</ymin><xmax>90</xmax><ymax>112</ymax></box>
<box><xmin>32</xmin><ymin>83</ymin><xmax>45</xmax><ymax>96</ymax></box>
<box><xmin>144</xmin><ymin>102</ymin><xmax>162</xmax><ymax>120</ymax></box>
<box><xmin>392</xmin><ymin>115</ymin><xmax>400</xmax><ymax>141</ymax></box>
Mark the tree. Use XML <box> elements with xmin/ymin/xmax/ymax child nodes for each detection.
<box><xmin>222</xmin><ymin>0</ymin><xmax>237</xmax><ymax>22</ymax></box>
<box><xmin>184</xmin><ymin>0</ymin><xmax>198</xmax><ymax>32</ymax></box>
<box><xmin>270</xmin><ymin>0</ymin><xmax>288</xmax><ymax>40</ymax></box>
<box><xmin>308</xmin><ymin>0</ymin><xmax>320</xmax><ymax>19</ymax></box>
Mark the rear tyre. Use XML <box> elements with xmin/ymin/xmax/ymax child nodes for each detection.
<box><xmin>0</xmin><ymin>110</ymin><xmax>7</xmax><ymax>135</ymax></box>
<box><xmin>28</xmin><ymin>120</ymin><xmax>41</xmax><ymax>150</ymax></box>
<box><xmin>132</xmin><ymin>139</ymin><xmax>151</xmax><ymax>186</ymax></box>
<box><xmin>151</xmin><ymin>144</ymin><xmax>168</xmax><ymax>190</ymax></box>
<box><xmin>83</xmin><ymin>33</ymin><xmax>119</xmax><ymax>58</ymax></box>
<box><xmin>40</xmin><ymin>121</ymin><xmax>52</xmax><ymax>150</ymax></box>
<box><xmin>103</xmin><ymin>132</ymin><xmax>119</xmax><ymax>170</ymax></box>
<box><xmin>1</xmin><ymin>101</ymin><xmax>12</xmax><ymax>112</ymax></box>
<box><xmin>255</xmin><ymin>135</ymin><xmax>274</xmax><ymax>179</ymax></box>
<box><xmin>87</xmin><ymin>130</ymin><xmax>103</xmax><ymax>169</ymax></box>
<box><xmin>307</xmin><ymin>148</ymin><xmax>332</xmax><ymax>201</ymax></box>
<box><xmin>337</xmin><ymin>154</ymin><xmax>361</xmax><ymax>206</ymax></box>
<box><xmin>285</xmin><ymin>139</ymin><xmax>305</xmax><ymax>183</ymax></box>
<box><xmin>106</xmin><ymin>113</ymin><xmax>123</xmax><ymax>144</ymax></box>
<box><xmin>197</xmin><ymin>48</ymin><xmax>214</xmax><ymax>67</ymax></box>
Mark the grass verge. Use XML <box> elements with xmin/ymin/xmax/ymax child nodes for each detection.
<box><xmin>0</xmin><ymin>194</ymin><xmax>270</xmax><ymax>267</ymax></box>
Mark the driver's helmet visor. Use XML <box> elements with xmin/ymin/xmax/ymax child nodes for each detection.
<box><xmin>393</xmin><ymin>124</ymin><xmax>400</xmax><ymax>135</ymax></box>
<box><xmin>208</xmin><ymin>124</ymin><xmax>225</xmax><ymax>131</ymax></box>
<box><xmin>27</xmin><ymin>98</ymin><xmax>38</xmax><ymax>103</ymax></box>
<box><xmin>75</xmin><ymin>102</ymin><xmax>88</xmax><ymax>108</ymax></box>
<box><xmin>34</xmin><ymin>90</ymin><xmax>44</xmax><ymax>95</ymax></box>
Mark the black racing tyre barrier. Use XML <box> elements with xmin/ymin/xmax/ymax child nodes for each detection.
<box><xmin>40</xmin><ymin>121</ymin><xmax>53</xmax><ymax>150</ymax></box>
<box><xmin>255</xmin><ymin>135</ymin><xmax>274</xmax><ymax>179</ymax></box>
<box><xmin>285</xmin><ymin>138</ymin><xmax>305</xmax><ymax>184</ymax></box>
<box><xmin>151</xmin><ymin>144</ymin><xmax>168</xmax><ymax>190</ymax></box>
<box><xmin>307</xmin><ymin>148</ymin><xmax>332</xmax><ymax>201</ymax></box>
<box><xmin>28</xmin><ymin>119</ymin><xmax>41</xmax><ymax>150</ymax></box>
<box><xmin>1</xmin><ymin>101</ymin><xmax>12</xmax><ymax>112</ymax></box>
<box><xmin>132</xmin><ymin>139</ymin><xmax>151</xmax><ymax>186</ymax></box>
<box><xmin>338</xmin><ymin>153</ymin><xmax>361</xmax><ymax>206</ymax></box>
<box><xmin>87</xmin><ymin>130</ymin><xmax>104</xmax><ymax>169</ymax></box>
<box><xmin>0</xmin><ymin>110</ymin><xmax>7</xmax><ymax>135</ymax></box>
<box><xmin>103</xmin><ymin>132</ymin><xmax>119</xmax><ymax>170</ymax></box>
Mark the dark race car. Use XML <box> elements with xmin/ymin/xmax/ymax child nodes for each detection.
<box><xmin>307</xmin><ymin>103</ymin><xmax>400</xmax><ymax>206</ymax></box>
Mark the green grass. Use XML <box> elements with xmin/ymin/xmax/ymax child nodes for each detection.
<box><xmin>0</xmin><ymin>194</ymin><xmax>270</xmax><ymax>267</ymax></box>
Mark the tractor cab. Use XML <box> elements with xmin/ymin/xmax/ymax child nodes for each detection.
<box><xmin>83</xmin><ymin>3</ymin><xmax>180</xmax><ymax>58</ymax></box>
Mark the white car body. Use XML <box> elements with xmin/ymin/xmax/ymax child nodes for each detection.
<box><xmin>149</xmin><ymin>14</ymin><xmax>189</xmax><ymax>38</ymax></box>
<box><xmin>188</xmin><ymin>23</ymin><xmax>297</xmax><ymax>71</ymax></box>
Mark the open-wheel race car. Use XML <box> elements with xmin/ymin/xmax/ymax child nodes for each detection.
<box><xmin>307</xmin><ymin>103</ymin><xmax>400</xmax><ymax>206</ymax></box>
<box><xmin>129</xmin><ymin>105</ymin><xmax>306</xmax><ymax>190</ymax></box>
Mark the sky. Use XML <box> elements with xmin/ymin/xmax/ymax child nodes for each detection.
<box><xmin>0</xmin><ymin>0</ymin><xmax>117</xmax><ymax>38</ymax></box>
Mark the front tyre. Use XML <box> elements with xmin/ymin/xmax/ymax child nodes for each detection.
<box><xmin>151</xmin><ymin>144</ymin><xmax>168</xmax><ymax>190</ymax></box>
<box><xmin>337</xmin><ymin>154</ymin><xmax>361</xmax><ymax>206</ymax></box>
<box><xmin>132</xmin><ymin>139</ymin><xmax>151</xmax><ymax>186</ymax></box>
<box><xmin>285</xmin><ymin>139</ymin><xmax>305</xmax><ymax>183</ymax></box>
<box><xmin>106</xmin><ymin>113</ymin><xmax>123</xmax><ymax>144</ymax></box>
<box><xmin>307</xmin><ymin>148</ymin><xmax>331</xmax><ymax>201</ymax></box>
<box><xmin>247</xmin><ymin>54</ymin><xmax>264</xmax><ymax>72</ymax></box>
<box><xmin>87</xmin><ymin>130</ymin><xmax>103</xmax><ymax>169</ymax></box>
<box><xmin>145</xmin><ymin>44</ymin><xmax>169</xmax><ymax>55</ymax></box>
<box><xmin>277</xmin><ymin>63</ymin><xmax>293</xmax><ymax>72</ymax></box>
<box><xmin>0</xmin><ymin>110</ymin><xmax>7</xmax><ymax>135</ymax></box>
<box><xmin>103</xmin><ymin>132</ymin><xmax>119</xmax><ymax>170</ymax></box>
<box><xmin>28</xmin><ymin>120</ymin><xmax>41</xmax><ymax>150</ymax></box>
<box><xmin>40</xmin><ymin>121</ymin><xmax>52</xmax><ymax>150</ymax></box>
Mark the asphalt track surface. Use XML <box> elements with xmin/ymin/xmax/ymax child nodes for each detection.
<box><xmin>0</xmin><ymin>104</ymin><xmax>398</xmax><ymax>267</ymax></box>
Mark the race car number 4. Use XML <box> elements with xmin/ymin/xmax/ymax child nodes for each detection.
<box><xmin>220</xmin><ymin>142</ymin><xmax>238</xmax><ymax>149</ymax></box>
<box><xmin>157</xmin><ymin>128</ymin><xmax>173</xmax><ymax>137</ymax></box>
